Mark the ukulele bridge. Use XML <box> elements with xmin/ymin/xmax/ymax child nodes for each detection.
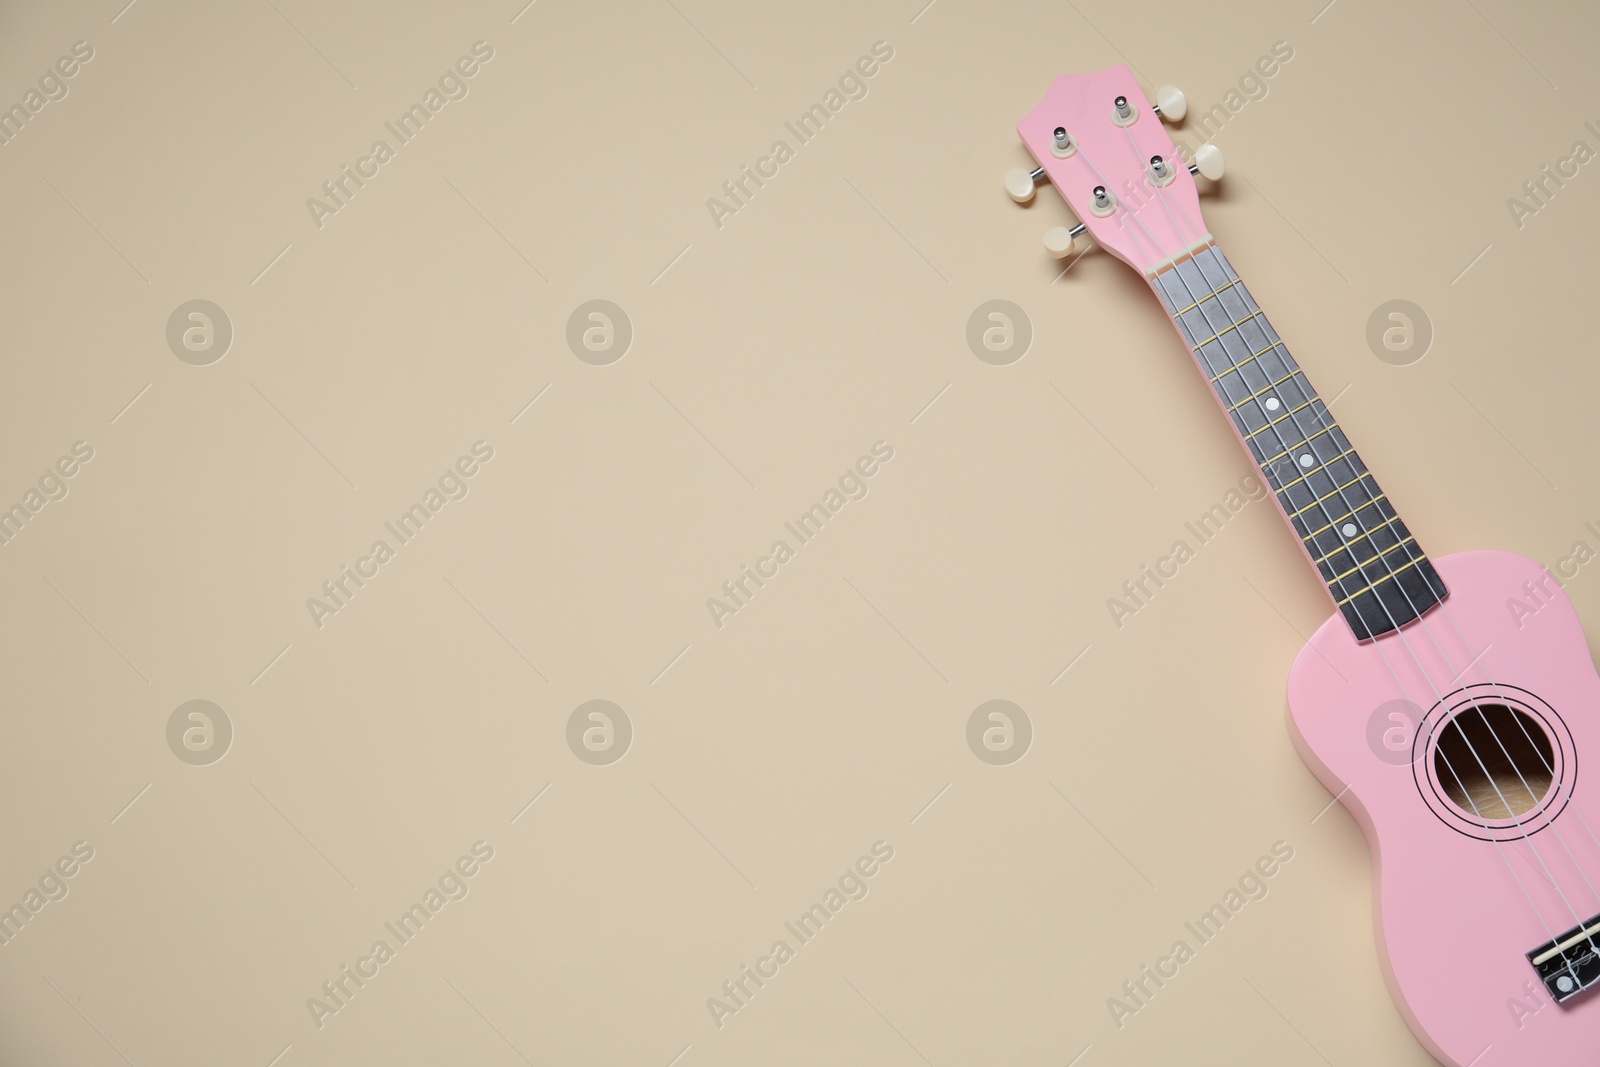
<box><xmin>1528</xmin><ymin>912</ymin><xmax>1600</xmax><ymax>1002</ymax></box>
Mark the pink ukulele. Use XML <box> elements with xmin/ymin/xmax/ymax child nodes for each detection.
<box><xmin>1009</xmin><ymin>68</ymin><xmax>1600</xmax><ymax>1065</ymax></box>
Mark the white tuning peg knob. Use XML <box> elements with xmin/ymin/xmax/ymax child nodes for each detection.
<box><xmin>1155</xmin><ymin>85</ymin><xmax>1187</xmax><ymax>122</ymax></box>
<box><xmin>1005</xmin><ymin>166</ymin><xmax>1046</xmax><ymax>203</ymax></box>
<box><xmin>1190</xmin><ymin>143</ymin><xmax>1225</xmax><ymax>180</ymax></box>
<box><xmin>1004</xmin><ymin>167</ymin><xmax>1036</xmax><ymax>203</ymax></box>
<box><xmin>1044</xmin><ymin>224</ymin><xmax>1088</xmax><ymax>259</ymax></box>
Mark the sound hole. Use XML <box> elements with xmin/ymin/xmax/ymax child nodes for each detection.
<box><xmin>1434</xmin><ymin>704</ymin><xmax>1555</xmax><ymax>819</ymax></box>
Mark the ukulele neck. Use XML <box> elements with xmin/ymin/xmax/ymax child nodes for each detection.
<box><xmin>1148</xmin><ymin>238</ymin><xmax>1447</xmax><ymax>640</ymax></box>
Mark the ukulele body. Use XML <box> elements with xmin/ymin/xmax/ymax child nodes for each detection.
<box><xmin>1288</xmin><ymin>548</ymin><xmax>1600</xmax><ymax>1065</ymax></box>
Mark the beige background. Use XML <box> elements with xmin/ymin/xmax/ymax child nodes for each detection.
<box><xmin>0</xmin><ymin>0</ymin><xmax>1596</xmax><ymax>1064</ymax></box>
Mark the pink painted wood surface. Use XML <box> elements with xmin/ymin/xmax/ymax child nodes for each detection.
<box><xmin>1016</xmin><ymin>66</ymin><xmax>1206</xmax><ymax>275</ymax></box>
<box><xmin>1289</xmin><ymin>549</ymin><xmax>1600</xmax><ymax>1065</ymax></box>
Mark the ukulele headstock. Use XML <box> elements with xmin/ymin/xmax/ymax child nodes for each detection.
<box><xmin>1007</xmin><ymin>67</ymin><xmax>1224</xmax><ymax>275</ymax></box>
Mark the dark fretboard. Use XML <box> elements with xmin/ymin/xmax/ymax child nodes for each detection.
<box><xmin>1150</xmin><ymin>241</ymin><xmax>1447</xmax><ymax>641</ymax></box>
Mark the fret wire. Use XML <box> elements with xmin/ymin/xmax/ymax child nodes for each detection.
<box><xmin>1302</xmin><ymin>494</ymin><xmax>1389</xmax><ymax>541</ymax></box>
<box><xmin>1335</xmin><ymin>555</ymin><xmax>1428</xmax><ymax>606</ymax></box>
<box><xmin>1260</xmin><ymin>423</ymin><xmax>1340</xmax><ymax>467</ymax></box>
<box><xmin>1328</xmin><ymin>536</ymin><xmax>1420</xmax><ymax>585</ymax></box>
<box><xmin>1172</xmin><ymin>277</ymin><xmax>1246</xmax><ymax>315</ymax></box>
<box><xmin>1309</xmin><ymin>512</ymin><xmax>1407</xmax><ymax>564</ymax></box>
<box><xmin>1227</xmin><ymin>369</ymin><xmax>1304</xmax><ymax>413</ymax></box>
<box><xmin>1187</xmin><ymin>306</ymin><xmax>1272</xmax><ymax>349</ymax></box>
<box><xmin>1288</xmin><ymin>470</ymin><xmax>1380</xmax><ymax>520</ymax></box>
<box><xmin>1207</xmin><ymin>340</ymin><xmax>1279</xmax><ymax>384</ymax></box>
<box><xmin>1242</xmin><ymin>396</ymin><xmax>1324</xmax><ymax>442</ymax></box>
<box><xmin>1268</xmin><ymin>445</ymin><xmax>1360</xmax><ymax>496</ymax></box>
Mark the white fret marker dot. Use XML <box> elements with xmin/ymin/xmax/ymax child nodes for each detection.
<box><xmin>1264</xmin><ymin>397</ymin><xmax>1280</xmax><ymax>411</ymax></box>
<box><xmin>1342</xmin><ymin>523</ymin><xmax>1358</xmax><ymax>537</ymax></box>
<box><xmin>1299</xmin><ymin>454</ymin><xmax>1314</xmax><ymax>468</ymax></box>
